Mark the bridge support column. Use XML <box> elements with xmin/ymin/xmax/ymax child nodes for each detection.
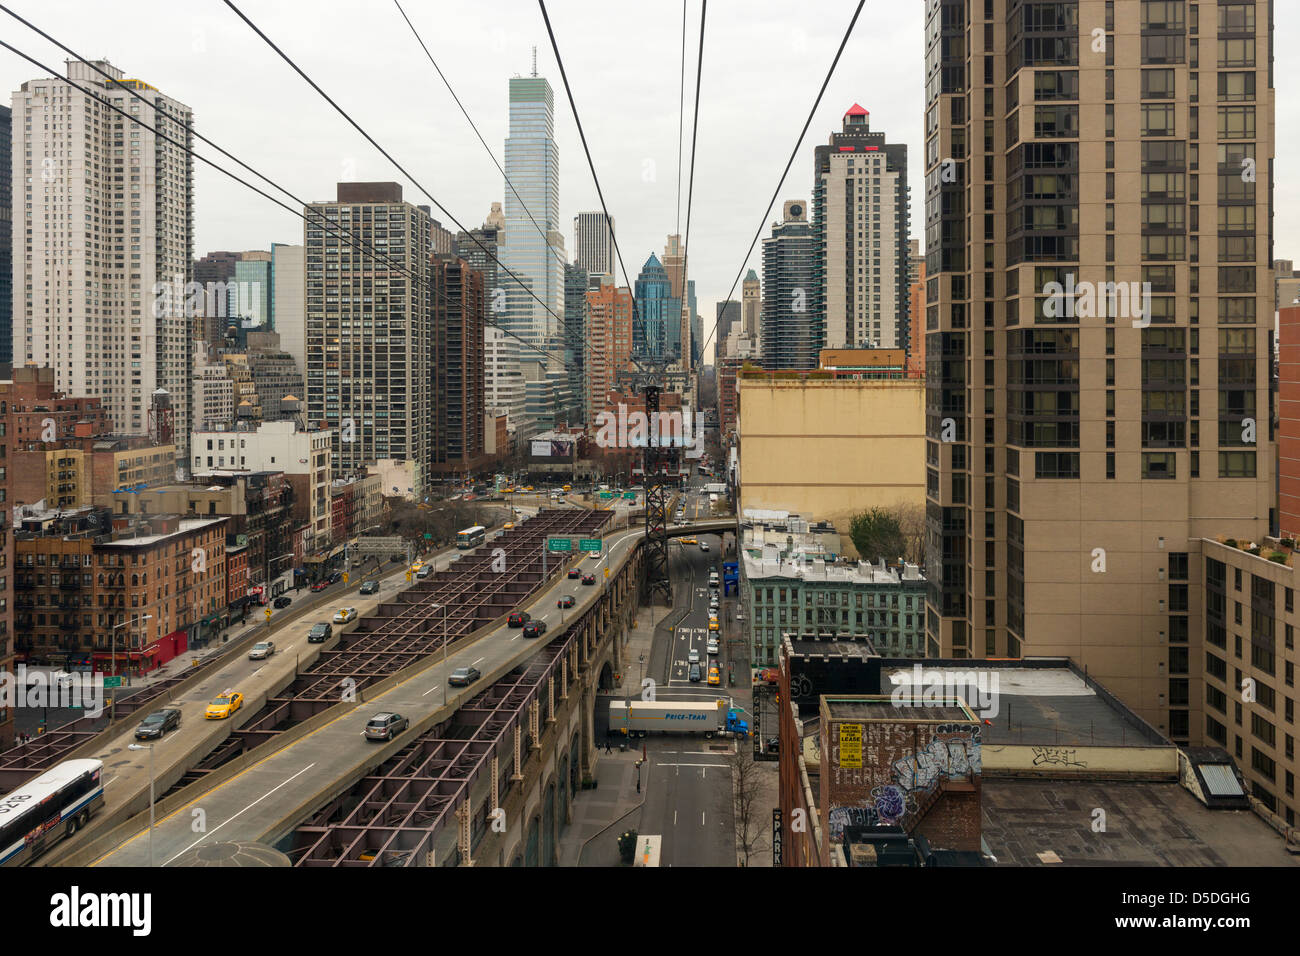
<box><xmin>529</xmin><ymin>700</ymin><xmax>540</xmax><ymax>751</ymax></box>
<box><xmin>560</xmin><ymin>657</ymin><xmax>569</xmax><ymax>700</ymax></box>
<box><xmin>581</xmin><ymin>684</ymin><xmax>597</xmax><ymax>776</ymax></box>
<box><xmin>546</xmin><ymin>676</ymin><xmax>556</xmax><ymax>724</ymax></box>
<box><xmin>457</xmin><ymin>800</ymin><xmax>474</xmax><ymax>867</ymax></box>
<box><xmin>512</xmin><ymin>724</ymin><xmax>524</xmax><ymax>783</ymax></box>
<box><xmin>491</xmin><ymin>754</ymin><xmax>500</xmax><ymax>812</ymax></box>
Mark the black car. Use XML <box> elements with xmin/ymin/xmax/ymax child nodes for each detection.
<box><xmin>135</xmin><ymin>708</ymin><xmax>181</xmax><ymax>740</ymax></box>
<box><xmin>273</xmin><ymin>595</ymin><xmax>292</xmax><ymax>609</ymax></box>
<box><xmin>307</xmin><ymin>622</ymin><xmax>333</xmax><ymax>643</ymax></box>
<box><xmin>557</xmin><ymin>595</ymin><xmax>575</xmax><ymax>609</ymax></box>
<box><xmin>507</xmin><ymin>611</ymin><xmax>531</xmax><ymax>628</ymax></box>
<box><xmin>689</xmin><ymin>663</ymin><xmax>702</xmax><ymax>682</ymax></box>
<box><xmin>359</xmin><ymin>580</ymin><xmax>379</xmax><ymax>595</ymax></box>
<box><xmin>448</xmin><ymin>666</ymin><xmax>481</xmax><ymax>687</ymax></box>
<box><xmin>522</xmin><ymin>620</ymin><xmax>548</xmax><ymax>638</ymax></box>
<box><xmin>328</xmin><ymin>571</ymin><xmax>342</xmax><ymax>584</ymax></box>
<box><xmin>581</xmin><ymin>573</ymin><xmax>596</xmax><ymax>585</ymax></box>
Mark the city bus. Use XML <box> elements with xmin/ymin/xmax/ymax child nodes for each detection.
<box><xmin>0</xmin><ymin>758</ymin><xmax>105</xmax><ymax>866</ymax></box>
<box><xmin>456</xmin><ymin>525</ymin><xmax>487</xmax><ymax>549</ymax></box>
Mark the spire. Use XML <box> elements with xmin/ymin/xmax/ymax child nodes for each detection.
<box><xmin>531</xmin><ymin>45</ymin><xmax>538</xmax><ymax>77</ymax></box>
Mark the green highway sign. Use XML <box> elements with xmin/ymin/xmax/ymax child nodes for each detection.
<box><xmin>547</xmin><ymin>537</ymin><xmax>572</xmax><ymax>552</ymax></box>
<box><xmin>579</xmin><ymin>538</ymin><xmax>603</xmax><ymax>552</ymax></box>
<box><xmin>103</xmin><ymin>676</ymin><xmax>123</xmax><ymax>688</ymax></box>
<box><xmin>623</xmin><ymin>491</ymin><xmax>636</xmax><ymax>500</ymax></box>
<box><xmin>597</xmin><ymin>491</ymin><xmax>613</xmax><ymax>499</ymax></box>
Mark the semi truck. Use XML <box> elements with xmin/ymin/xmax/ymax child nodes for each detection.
<box><xmin>609</xmin><ymin>699</ymin><xmax>749</xmax><ymax>738</ymax></box>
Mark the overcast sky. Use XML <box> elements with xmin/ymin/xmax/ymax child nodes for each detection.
<box><xmin>5</xmin><ymin>0</ymin><xmax>1298</xmax><ymax>363</ymax></box>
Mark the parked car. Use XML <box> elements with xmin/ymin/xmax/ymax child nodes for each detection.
<box><xmin>688</xmin><ymin>648</ymin><xmax>700</xmax><ymax>665</ymax></box>
<box><xmin>522</xmin><ymin>620</ymin><xmax>548</xmax><ymax>639</ymax></box>
<box><xmin>135</xmin><ymin>708</ymin><xmax>181</xmax><ymax>740</ymax></box>
<box><xmin>328</xmin><ymin>571</ymin><xmax>342</xmax><ymax>584</ymax></box>
<box><xmin>581</xmin><ymin>573</ymin><xmax>596</xmax><ymax>585</ymax></box>
<box><xmin>707</xmin><ymin>638</ymin><xmax>719</xmax><ymax>656</ymax></box>
<box><xmin>364</xmin><ymin>712</ymin><xmax>409</xmax><ymax>742</ymax></box>
<box><xmin>248</xmin><ymin>640</ymin><xmax>275</xmax><ymax>661</ymax></box>
<box><xmin>448</xmin><ymin>666</ymin><xmax>481</xmax><ymax>687</ymax></box>
<box><xmin>508</xmin><ymin>611</ymin><xmax>531</xmax><ymax>628</ymax></box>
<box><xmin>273</xmin><ymin>595</ymin><xmax>292</xmax><ymax>609</ymax></box>
<box><xmin>311</xmin><ymin>581</ymin><xmax>330</xmax><ymax>592</ymax></box>
<box><xmin>205</xmin><ymin>690</ymin><xmax>244</xmax><ymax>720</ymax></box>
<box><xmin>708</xmin><ymin>666</ymin><xmax>721</xmax><ymax>686</ymax></box>
<box><xmin>700</xmin><ymin>542</ymin><xmax>709</xmax><ymax>552</ymax></box>
<box><xmin>307</xmin><ymin>622</ymin><xmax>332</xmax><ymax>643</ymax></box>
<box><xmin>359</xmin><ymin>580</ymin><xmax>379</xmax><ymax>595</ymax></box>
<box><xmin>567</xmin><ymin>568</ymin><xmax>582</xmax><ymax>579</ymax></box>
<box><xmin>557</xmin><ymin>595</ymin><xmax>575</xmax><ymax>609</ymax></box>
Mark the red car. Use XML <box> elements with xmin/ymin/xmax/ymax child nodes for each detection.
<box><xmin>507</xmin><ymin>611</ymin><xmax>531</xmax><ymax>628</ymax></box>
<box><xmin>557</xmin><ymin>595</ymin><xmax>575</xmax><ymax>608</ymax></box>
<box><xmin>581</xmin><ymin>573</ymin><xmax>596</xmax><ymax>585</ymax></box>
<box><xmin>755</xmin><ymin>668</ymin><xmax>780</xmax><ymax>685</ymax></box>
<box><xmin>567</xmin><ymin>568</ymin><xmax>581</xmax><ymax>579</ymax></box>
<box><xmin>311</xmin><ymin>581</ymin><xmax>329</xmax><ymax>592</ymax></box>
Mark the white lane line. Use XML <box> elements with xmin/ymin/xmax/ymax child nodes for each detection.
<box><xmin>673</xmin><ymin>810</ymin><xmax>677</xmax><ymax>826</ymax></box>
<box><xmin>472</xmin><ymin>657</ymin><xmax>485</xmax><ymax>665</ymax></box>
<box><xmin>164</xmin><ymin>762</ymin><xmax>318</xmax><ymax>865</ymax></box>
<box><xmin>655</xmin><ymin>762</ymin><xmax>730</xmax><ymax>768</ymax></box>
<box><xmin>701</xmin><ymin>811</ymin><xmax>705</xmax><ymax>826</ymax></box>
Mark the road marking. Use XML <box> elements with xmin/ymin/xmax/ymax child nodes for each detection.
<box><xmin>655</xmin><ymin>762</ymin><xmax>730</xmax><ymax>768</ymax></box>
<box><xmin>163</xmin><ymin>762</ymin><xmax>318</xmax><ymax>865</ymax></box>
<box><xmin>673</xmin><ymin>810</ymin><xmax>677</xmax><ymax>826</ymax></box>
<box><xmin>472</xmin><ymin>657</ymin><xmax>485</xmax><ymax>665</ymax></box>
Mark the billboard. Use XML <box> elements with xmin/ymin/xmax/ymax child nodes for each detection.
<box><xmin>531</xmin><ymin>439</ymin><xmax>574</xmax><ymax>458</ymax></box>
<box><xmin>531</xmin><ymin>440</ymin><xmax>552</xmax><ymax>457</ymax></box>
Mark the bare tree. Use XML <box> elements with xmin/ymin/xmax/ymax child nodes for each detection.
<box><xmin>894</xmin><ymin>500</ymin><xmax>927</xmax><ymax>565</ymax></box>
<box><xmin>729</xmin><ymin>745</ymin><xmax>769</xmax><ymax>866</ymax></box>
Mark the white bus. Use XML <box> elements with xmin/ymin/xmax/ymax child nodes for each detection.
<box><xmin>456</xmin><ymin>525</ymin><xmax>487</xmax><ymax>549</ymax></box>
<box><xmin>633</xmin><ymin>834</ymin><xmax>661</xmax><ymax>867</ymax></box>
<box><xmin>0</xmin><ymin>758</ymin><xmax>105</xmax><ymax>866</ymax></box>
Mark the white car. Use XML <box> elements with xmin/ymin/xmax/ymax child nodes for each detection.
<box><xmin>333</xmin><ymin>606</ymin><xmax>358</xmax><ymax>624</ymax></box>
<box><xmin>248</xmin><ymin>640</ymin><xmax>275</xmax><ymax>660</ymax></box>
<box><xmin>707</xmin><ymin>639</ymin><xmax>719</xmax><ymax>656</ymax></box>
<box><xmin>700</xmin><ymin>542</ymin><xmax>709</xmax><ymax>552</ymax></box>
<box><xmin>688</xmin><ymin>648</ymin><xmax>701</xmax><ymax>665</ymax></box>
<box><xmin>588</xmin><ymin>551</ymin><xmax>602</xmax><ymax>561</ymax></box>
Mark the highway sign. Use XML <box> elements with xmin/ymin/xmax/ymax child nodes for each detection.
<box><xmin>597</xmin><ymin>491</ymin><xmax>613</xmax><ymax>499</ymax></box>
<box><xmin>103</xmin><ymin>676</ymin><xmax>122</xmax><ymax>689</ymax></box>
<box><xmin>623</xmin><ymin>491</ymin><xmax>636</xmax><ymax>500</ymax></box>
<box><xmin>354</xmin><ymin>536</ymin><xmax>405</xmax><ymax>555</ymax></box>
<box><xmin>547</xmin><ymin>537</ymin><xmax>572</xmax><ymax>552</ymax></box>
<box><xmin>579</xmin><ymin>538</ymin><xmax>602</xmax><ymax>552</ymax></box>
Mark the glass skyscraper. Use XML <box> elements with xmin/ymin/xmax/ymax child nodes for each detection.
<box><xmin>633</xmin><ymin>253</ymin><xmax>679</xmax><ymax>359</ymax></box>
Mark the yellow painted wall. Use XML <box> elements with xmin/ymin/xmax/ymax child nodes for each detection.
<box><xmin>982</xmin><ymin>744</ymin><xmax>1179</xmax><ymax>776</ymax></box>
<box><xmin>737</xmin><ymin>378</ymin><xmax>925</xmax><ymax>529</ymax></box>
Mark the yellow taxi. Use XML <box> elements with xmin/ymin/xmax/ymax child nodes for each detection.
<box><xmin>708</xmin><ymin>619</ymin><xmax>720</xmax><ymax>632</ymax></box>
<box><xmin>680</xmin><ymin>538</ymin><xmax>697</xmax><ymax>545</ymax></box>
<box><xmin>562</xmin><ymin>484</ymin><xmax>572</xmax><ymax>492</ymax></box>
<box><xmin>503</xmin><ymin>487</ymin><xmax>515</xmax><ymax>493</ymax></box>
<box><xmin>503</xmin><ymin>522</ymin><xmax>514</xmax><ymax>530</ymax></box>
<box><xmin>205</xmin><ymin>689</ymin><xmax>244</xmax><ymax>720</ymax></box>
<box><xmin>524</xmin><ymin>485</ymin><xmax>534</xmax><ymax>492</ymax></box>
<box><xmin>707</xmin><ymin>666</ymin><xmax>721</xmax><ymax>686</ymax></box>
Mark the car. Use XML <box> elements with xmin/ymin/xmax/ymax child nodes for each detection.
<box><xmin>308</xmin><ymin>622</ymin><xmax>332</xmax><ymax>643</ymax></box>
<box><xmin>503</xmin><ymin>522</ymin><xmax>514</xmax><ymax>529</ymax></box>
<box><xmin>328</xmin><ymin>571</ymin><xmax>342</xmax><ymax>584</ymax></box>
<box><xmin>415</xmin><ymin>565</ymin><xmax>432</xmax><ymax>579</ymax></box>
<box><xmin>248</xmin><ymin>640</ymin><xmax>275</xmax><ymax>660</ymax></box>
<box><xmin>508</xmin><ymin>611</ymin><xmax>531</xmax><ymax>628</ymax></box>
<box><xmin>135</xmin><ymin>708</ymin><xmax>181</xmax><ymax>740</ymax></box>
<box><xmin>680</xmin><ymin>537</ymin><xmax>696</xmax><ymax>545</ymax></box>
<box><xmin>708</xmin><ymin>666</ymin><xmax>721</xmax><ymax>686</ymax></box>
<box><xmin>689</xmin><ymin>663</ymin><xmax>702</xmax><ymax>683</ymax></box>
<box><xmin>557</xmin><ymin>595</ymin><xmax>575</xmax><ymax>609</ymax></box>
<box><xmin>688</xmin><ymin>648</ymin><xmax>700</xmax><ymax>665</ymax></box>
<box><xmin>273</xmin><ymin>595</ymin><xmax>292</xmax><ymax>609</ymax></box>
<box><xmin>700</xmin><ymin>542</ymin><xmax>709</xmax><ymax>552</ymax></box>
<box><xmin>364</xmin><ymin>712</ymin><xmax>410</xmax><ymax>742</ymax></box>
<box><xmin>524</xmin><ymin>485</ymin><xmax>534</xmax><ymax>492</ymax></box>
<box><xmin>448</xmin><ymin>666</ymin><xmax>481</xmax><ymax>687</ymax></box>
<box><xmin>707</xmin><ymin>638</ymin><xmax>719</xmax><ymax>656</ymax></box>
<box><xmin>205</xmin><ymin>690</ymin><xmax>244</xmax><ymax>720</ymax></box>
<box><xmin>311</xmin><ymin>580</ymin><xmax>330</xmax><ymax>592</ymax></box>
<box><xmin>588</xmin><ymin>551</ymin><xmax>602</xmax><ymax>561</ymax></box>
<box><xmin>567</xmin><ymin>568</ymin><xmax>581</xmax><ymax>579</ymax></box>
<box><xmin>359</xmin><ymin>580</ymin><xmax>379</xmax><ymax>595</ymax></box>
<box><xmin>523</xmin><ymin>620</ymin><xmax>548</xmax><ymax>639</ymax></box>
<box><xmin>333</xmin><ymin>607</ymin><xmax>358</xmax><ymax>624</ymax></box>
<box><xmin>708</xmin><ymin>619</ymin><xmax>720</xmax><ymax>632</ymax></box>
<box><xmin>581</xmin><ymin>573</ymin><xmax>596</xmax><ymax>585</ymax></box>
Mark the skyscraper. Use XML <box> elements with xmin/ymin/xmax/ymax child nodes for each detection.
<box><xmin>305</xmin><ymin>182</ymin><xmax>432</xmax><ymax>494</ymax></box>
<box><xmin>716</xmin><ymin>300</ymin><xmax>741</xmax><ymax>353</ymax></box>
<box><xmin>456</xmin><ymin>212</ymin><xmax>502</xmax><ymax>314</ymax></box>
<box><xmin>271</xmin><ymin>243</ymin><xmax>306</xmax><ymax>378</ymax></box>
<box><xmin>431</xmin><ymin>254</ymin><xmax>487</xmax><ymax>475</ymax></box>
<box><xmin>633</xmin><ymin>253</ymin><xmax>678</xmax><ymax>358</ymax></box>
<box><xmin>0</xmin><ymin>105</ymin><xmax>11</xmax><ymax>369</ymax></box>
<box><xmin>662</xmin><ymin>234</ymin><xmax>691</xmax><ymax>367</ymax></box>
<box><xmin>500</xmin><ymin>71</ymin><xmax>565</xmax><ymax>358</ymax></box>
<box><xmin>760</xmin><ymin>201</ymin><xmax>819</xmax><ymax>369</ymax></box>
<box><xmin>12</xmin><ymin>60</ymin><xmax>194</xmax><ymax>452</ymax></box>
<box><xmin>584</xmin><ymin>281</ymin><xmax>634</xmax><ymax>423</ymax></box>
<box><xmin>812</xmin><ymin>105</ymin><xmax>910</xmax><ymax>350</ymax></box>
<box><xmin>564</xmin><ymin>262</ymin><xmax>589</xmax><ymax>423</ymax></box>
<box><xmin>924</xmin><ymin>0</ymin><xmax>1275</xmax><ymax>742</ymax></box>
<box><xmin>574</xmin><ymin>211</ymin><xmax>615</xmax><ymax>276</ymax></box>
<box><xmin>742</xmin><ymin>268</ymin><xmax>762</xmax><ymax>343</ymax></box>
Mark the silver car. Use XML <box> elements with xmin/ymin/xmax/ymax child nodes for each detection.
<box><xmin>248</xmin><ymin>640</ymin><xmax>275</xmax><ymax>660</ymax></box>
<box><xmin>364</xmin><ymin>712</ymin><xmax>409</xmax><ymax>741</ymax></box>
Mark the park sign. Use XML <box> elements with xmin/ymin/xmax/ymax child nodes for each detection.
<box><xmin>547</xmin><ymin>537</ymin><xmax>573</xmax><ymax>552</ymax></box>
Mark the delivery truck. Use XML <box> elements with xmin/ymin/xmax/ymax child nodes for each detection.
<box><xmin>609</xmin><ymin>698</ymin><xmax>749</xmax><ymax>738</ymax></box>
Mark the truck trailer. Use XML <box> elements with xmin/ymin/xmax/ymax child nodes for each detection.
<box><xmin>609</xmin><ymin>699</ymin><xmax>749</xmax><ymax>738</ymax></box>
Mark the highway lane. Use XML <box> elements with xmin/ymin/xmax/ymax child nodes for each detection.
<box><xmin>90</xmin><ymin>521</ymin><xmax>651</xmax><ymax>866</ymax></box>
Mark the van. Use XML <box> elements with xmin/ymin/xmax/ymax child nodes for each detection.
<box><xmin>308</xmin><ymin>623</ymin><xmax>332</xmax><ymax>643</ymax></box>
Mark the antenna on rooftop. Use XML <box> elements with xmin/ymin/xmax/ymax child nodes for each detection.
<box><xmin>531</xmin><ymin>45</ymin><xmax>538</xmax><ymax>77</ymax></box>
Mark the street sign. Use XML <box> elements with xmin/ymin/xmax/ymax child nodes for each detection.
<box><xmin>265</xmin><ymin>608</ymin><xmax>273</xmax><ymax>621</ymax></box>
<box><xmin>623</xmin><ymin>491</ymin><xmax>636</xmax><ymax>500</ymax></box>
<box><xmin>343</xmin><ymin>572</ymin><xmax>349</xmax><ymax>585</ymax></box>
<box><xmin>604</xmin><ymin>567</ymin><xmax>610</xmax><ymax>579</ymax></box>
<box><xmin>547</xmin><ymin>538</ymin><xmax>572</xmax><ymax>552</ymax></box>
<box><xmin>597</xmin><ymin>491</ymin><xmax>613</xmax><ymax>499</ymax></box>
<box><xmin>579</xmin><ymin>538</ymin><xmax>602</xmax><ymax>552</ymax></box>
<box><xmin>103</xmin><ymin>676</ymin><xmax>122</xmax><ymax>689</ymax></box>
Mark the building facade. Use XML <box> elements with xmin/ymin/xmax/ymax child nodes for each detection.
<box><xmin>633</xmin><ymin>253</ymin><xmax>678</xmax><ymax>359</ymax></box>
<box><xmin>431</xmin><ymin>255</ymin><xmax>487</xmax><ymax>475</ymax></box>
<box><xmin>583</xmin><ymin>282</ymin><xmax>634</xmax><ymax>424</ymax></box>
<box><xmin>573</xmin><ymin>211</ymin><xmax>615</xmax><ymax>277</ymax></box>
<box><xmin>13</xmin><ymin>60</ymin><xmax>194</xmax><ymax>452</ymax></box>
<box><xmin>760</xmin><ymin>201</ymin><xmax>820</xmax><ymax>369</ymax></box>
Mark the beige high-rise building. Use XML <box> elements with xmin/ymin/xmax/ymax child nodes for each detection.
<box><xmin>924</xmin><ymin>0</ymin><xmax>1275</xmax><ymax>744</ymax></box>
<box><xmin>663</xmin><ymin>233</ymin><xmax>692</xmax><ymax>368</ymax></box>
<box><xmin>742</xmin><ymin>269</ymin><xmax>761</xmax><ymax>340</ymax></box>
<box><xmin>12</xmin><ymin>59</ymin><xmax>194</xmax><ymax>455</ymax></box>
